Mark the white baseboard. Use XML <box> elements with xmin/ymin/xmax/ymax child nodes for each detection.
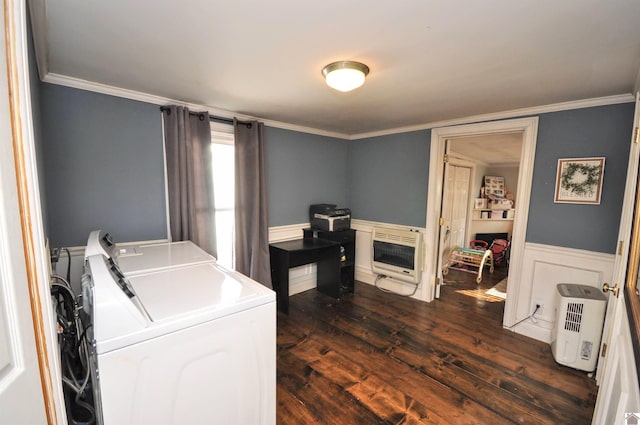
<box><xmin>355</xmin><ymin>266</ymin><xmax>375</xmax><ymax>285</ymax></box>
<box><xmin>510</xmin><ymin>318</ymin><xmax>555</xmax><ymax>343</ymax></box>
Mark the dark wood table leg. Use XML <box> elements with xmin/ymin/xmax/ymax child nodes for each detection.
<box><xmin>269</xmin><ymin>248</ymin><xmax>290</xmax><ymax>314</ymax></box>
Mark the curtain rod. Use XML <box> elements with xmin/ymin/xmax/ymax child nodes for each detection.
<box><xmin>160</xmin><ymin>106</ymin><xmax>247</xmax><ymax>126</ymax></box>
<box><xmin>209</xmin><ymin>115</ymin><xmax>234</xmax><ymax>125</ymax></box>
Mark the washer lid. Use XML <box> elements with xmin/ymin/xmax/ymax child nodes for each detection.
<box><xmin>128</xmin><ymin>262</ymin><xmax>272</xmax><ymax>322</ymax></box>
<box><xmin>91</xmin><ymin>260</ymin><xmax>275</xmax><ymax>354</ymax></box>
<box><xmin>117</xmin><ymin>241</ymin><xmax>215</xmax><ymax>275</ymax></box>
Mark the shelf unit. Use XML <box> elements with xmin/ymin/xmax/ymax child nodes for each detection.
<box><xmin>303</xmin><ymin>228</ymin><xmax>355</xmax><ymax>298</ymax></box>
<box><xmin>472</xmin><ymin>208</ymin><xmax>515</xmax><ymax>221</ymax></box>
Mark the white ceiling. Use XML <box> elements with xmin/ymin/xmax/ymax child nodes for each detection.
<box><xmin>29</xmin><ymin>0</ymin><xmax>640</xmax><ymax>138</ymax></box>
<box><xmin>449</xmin><ymin>133</ymin><xmax>523</xmax><ymax>166</ymax></box>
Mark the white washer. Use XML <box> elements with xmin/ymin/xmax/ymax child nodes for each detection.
<box><xmin>85</xmin><ymin>229</ymin><xmax>216</xmax><ymax>275</ymax></box>
<box><xmin>83</xmin><ymin>254</ymin><xmax>276</xmax><ymax>425</ymax></box>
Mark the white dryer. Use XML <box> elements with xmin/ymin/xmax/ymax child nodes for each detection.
<box><xmin>83</xmin><ymin>253</ymin><xmax>276</xmax><ymax>425</ymax></box>
<box><xmin>85</xmin><ymin>229</ymin><xmax>216</xmax><ymax>275</ymax></box>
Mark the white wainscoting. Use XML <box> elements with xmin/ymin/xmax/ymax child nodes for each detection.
<box><xmin>511</xmin><ymin>242</ymin><xmax>615</xmax><ymax>343</ymax></box>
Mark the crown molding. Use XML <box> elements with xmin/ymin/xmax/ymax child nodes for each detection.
<box><xmin>349</xmin><ymin>93</ymin><xmax>635</xmax><ymax>140</ymax></box>
<box><xmin>42</xmin><ymin>73</ymin><xmax>633</xmax><ymax>141</ymax></box>
<box><xmin>42</xmin><ymin>73</ymin><xmax>350</xmax><ymax>140</ymax></box>
<box><xmin>28</xmin><ymin>0</ymin><xmax>48</xmax><ymax>81</ymax></box>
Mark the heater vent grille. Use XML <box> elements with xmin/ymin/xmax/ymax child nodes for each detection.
<box><xmin>374</xmin><ymin>231</ymin><xmax>418</xmax><ymax>245</ymax></box>
<box><xmin>371</xmin><ymin>227</ymin><xmax>423</xmax><ymax>283</ymax></box>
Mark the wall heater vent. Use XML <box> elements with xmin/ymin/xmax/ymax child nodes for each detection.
<box><xmin>371</xmin><ymin>227</ymin><xmax>423</xmax><ymax>284</ymax></box>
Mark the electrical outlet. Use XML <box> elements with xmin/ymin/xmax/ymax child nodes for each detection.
<box><xmin>533</xmin><ymin>300</ymin><xmax>544</xmax><ymax>315</ymax></box>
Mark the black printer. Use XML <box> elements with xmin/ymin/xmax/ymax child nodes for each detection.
<box><xmin>309</xmin><ymin>204</ymin><xmax>351</xmax><ymax>232</ymax></box>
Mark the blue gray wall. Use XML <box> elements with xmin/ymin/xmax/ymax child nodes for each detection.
<box><xmin>36</xmin><ymin>82</ymin><xmax>634</xmax><ymax>255</ymax></box>
<box><xmin>526</xmin><ymin>103</ymin><xmax>635</xmax><ymax>253</ymax></box>
<box><xmin>347</xmin><ymin>130</ymin><xmax>430</xmax><ymax>227</ymax></box>
<box><xmin>37</xmin><ymin>84</ymin><xmax>350</xmax><ymax>246</ymax></box>
<box><xmin>40</xmin><ymin>84</ymin><xmax>166</xmax><ymax>247</ymax></box>
<box><xmin>27</xmin><ymin>12</ymin><xmax>48</xmax><ymax>239</ymax></box>
<box><xmin>347</xmin><ymin>104</ymin><xmax>634</xmax><ymax>254</ymax></box>
<box><xmin>265</xmin><ymin>127</ymin><xmax>349</xmax><ymax>226</ymax></box>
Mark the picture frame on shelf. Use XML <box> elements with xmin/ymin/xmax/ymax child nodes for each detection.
<box><xmin>554</xmin><ymin>157</ymin><xmax>605</xmax><ymax>204</ymax></box>
<box><xmin>474</xmin><ymin>198</ymin><xmax>487</xmax><ymax>209</ymax></box>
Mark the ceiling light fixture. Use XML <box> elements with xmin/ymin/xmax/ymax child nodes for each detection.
<box><xmin>321</xmin><ymin>61</ymin><xmax>370</xmax><ymax>92</ymax></box>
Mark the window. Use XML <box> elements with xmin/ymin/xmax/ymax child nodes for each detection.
<box><xmin>210</xmin><ymin>122</ymin><xmax>234</xmax><ymax>269</ymax></box>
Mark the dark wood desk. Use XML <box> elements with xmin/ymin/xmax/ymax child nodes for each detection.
<box><xmin>269</xmin><ymin>238</ymin><xmax>340</xmax><ymax>314</ymax></box>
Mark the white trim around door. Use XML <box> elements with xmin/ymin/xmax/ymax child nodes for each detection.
<box><xmin>423</xmin><ymin>117</ymin><xmax>539</xmax><ymax>332</ymax></box>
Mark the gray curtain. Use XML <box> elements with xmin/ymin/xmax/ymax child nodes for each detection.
<box><xmin>234</xmin><ymin>119</ymin><xmax>272</xmax><ymax>288</ymax></box>
<box><xmin>162</xmin><ymin>106</ymin><xmax>217</xmax><ymax>257</ymax></box>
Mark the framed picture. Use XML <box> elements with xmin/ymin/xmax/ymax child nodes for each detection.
<box><xmin>474</xmin><ymin>198</ymin><xmax>487</xmax><ymax>209</ymax></box>
<box><xmin>554</xmin><ymin>157</ymin><xmax>605</xmax><ymax>204</ymax></box>
<box><xmin>483</xmin><ymin>176</ymin><xmax>505</xmax><ymax>197</ymax></box>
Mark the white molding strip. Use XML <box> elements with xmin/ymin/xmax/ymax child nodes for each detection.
<box><xmin>268</xmin><ymin>223</ymin><xmax>308</xmax><ymax>242</ymax></box>
<box><xmin>42</xmin><ymin>73</ymin><xmax>349</xmax><ymax>140</ymax></box>
<box><xmin>351</xmin><ymin>94</ymin><xmax>635</xmax><ymax>140</ymax></box>
<box><xmin>41</xmin><ymin>72</ymin><xmax>633</xmax><ymax>141</ymax></box>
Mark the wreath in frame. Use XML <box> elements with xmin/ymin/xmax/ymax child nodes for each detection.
<box><xmin>560</xmin><ymin>162</ymin><xmax>601</xmax><ymax>196</ymax></box>
<box><xmin>554</xmin><ymin>157</ymin><xmax>605</xmax><ymax>204</ymax></box>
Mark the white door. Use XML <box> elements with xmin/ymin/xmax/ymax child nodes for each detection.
<box><xmin>591</xmin><ymin>93</ymin><xmax>640</xmax><ymax>424</ymax></box>
<box><xmin>436</xmin><ymin>153</ymin><xmax>472</xmax><ymax>299</ymax></box>
<box><xmin>449</xmin><ymin>164</ymin><xmax>471</xmax><ymax>249</ymax></box>
<box><xmin>0</xmin><ymin>1</ymin><xmax>47</xmax><ymax>423</ymax></box>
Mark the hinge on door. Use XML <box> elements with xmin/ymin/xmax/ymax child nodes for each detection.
<box><xmin>634</xmin><ymin>127</ymin><xmax>639</xmax><ymax>144</ymax></box>
<box><xmin>443</xmin><ymin>154</ymin><xmax>449</xmax><ymax>163</ymax></box>
<box><xmin>601</xmin><ymin>342</ymin><xmax>607</xmax><ymax>358</ymax></box>
<box><xmin>439</xmin><ymin>217</ymin><xmax>445</xmax><ymax>226</ymax></box>
<box><xmin>618</xmin><ymin>240</ymin><xmax>624</xmax><ymax>256</ymax></box>
<box><xmin>435</xmin><ymin>276</ymin><xmax>441</xmax><ymax>287</ymax></box>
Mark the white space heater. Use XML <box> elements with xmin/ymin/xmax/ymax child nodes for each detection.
<box><xmin>371</xmin><ymin>227</ymin><xmax>423</xmax><ymax>284</ymax></box>
<box><xmin>550</xmin><ymin>283</ymin><xmax>607</xmax><ymax>372</ymax></box>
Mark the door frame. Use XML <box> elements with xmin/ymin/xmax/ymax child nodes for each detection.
<box><xmin>591</xmin><ymin>93</ymin><xmax>640</xmax><ymax>423</ymax></box>
<box><xmin>423</xmin><ymin>117</ymin><xmax>538</xmax><ymax>328</ymax></box>
<box><xmin>3</xmin><ymin>0</ymin><xmax>63</xmax><ymax>422</ymax></box>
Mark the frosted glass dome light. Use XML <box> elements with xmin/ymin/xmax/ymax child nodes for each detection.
<box><xmin>322</xmin><ymin>61</ymin><xmax>370</xmax><ymax>92</ymax></box>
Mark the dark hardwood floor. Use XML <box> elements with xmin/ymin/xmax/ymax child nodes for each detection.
<box><xmin>276</xmin><ymin>268</ymin><xmax>598</xmax><ymax>424</ymax></box>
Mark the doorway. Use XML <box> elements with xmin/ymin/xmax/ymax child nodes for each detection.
<box><xmin>440</xmin><ymin>133</ymin><xmax>523</xmax><ymax>304</ymax></box>
<box><xmin>423</xmin><ymin>117</ymin><xmax>539</xmax><ymax>328</ymax></box>
<box><xmin>439</xmin><ymin>160</ymin><xmax>473</xmax><ymax>264</ymax></box>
